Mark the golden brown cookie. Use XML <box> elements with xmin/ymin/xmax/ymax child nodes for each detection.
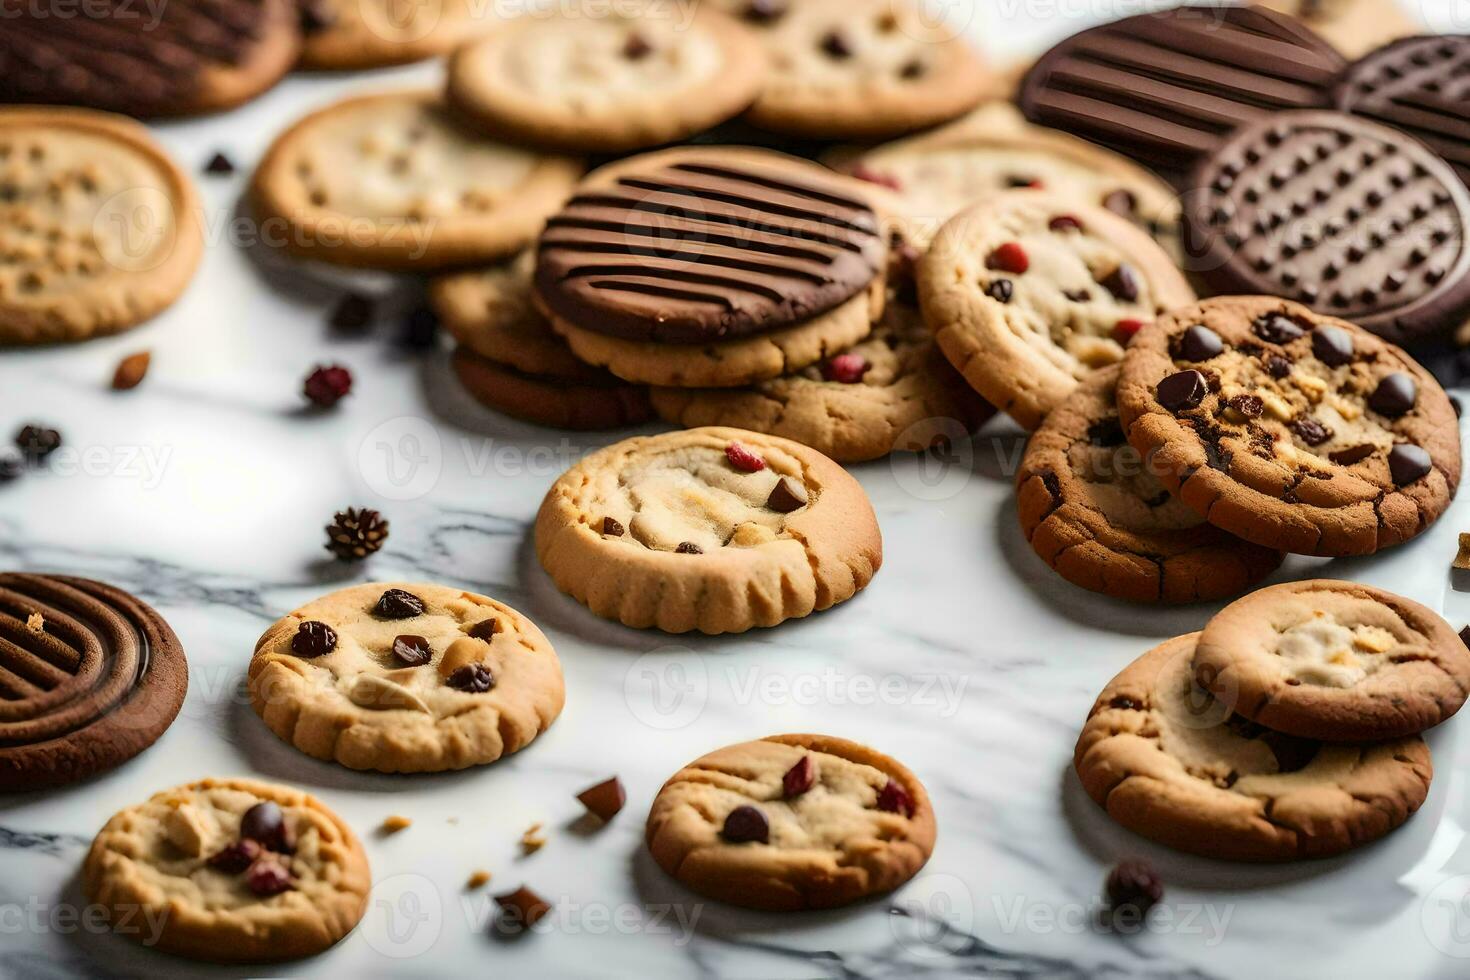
<box><xmin>1259</xmin><ymin>0</ymin><xmax>1418</xmax><ymax>58</ymax></box>
<box><xmin>1074</xmin><ymin>634</ymin><xmax>1432</xmax><ymax>862</ymax></box>
<box><xmin>1017</xmin><ymin>366</ymin><xmax>1282</xmax><ymax>603</ymax></box>
<box><xmin>451</xmin><ymin>347</ymin><xmax>653</xmax><ymax>430</ymax></box>
<box><xmin>299</xmin><ymin>0</ymin><xmax>497</xmax><ymax>69</ymax></box>
<box><xmin>646</xmin><ymin>733</ymin><xmax>935</xmax><ymax>910</ymax></box>
<box><xmin>1116</xmin><ymin>297</ymin><xmax>1461</xmax><ymax>557</ymax></box>
<box><xmin>535</xmin><ymin>427</ymin><xmax>882</xmax><ymax>634</ymax></box>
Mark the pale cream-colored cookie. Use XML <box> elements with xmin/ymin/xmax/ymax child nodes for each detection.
<box><xmin>300</xmin><ymin>0</ymin><xmax>498</xmax><ymax>69</ymax></box>
<box><xmin>0</xmin><ymin>107</ymin><xmax>202</xmax><ymax>344</ymax></box>
<box><xmin>646</xmin><ymin>733</ymin><xmax>935</xmax><ymax>910</ymax></box>
<box><xmin>535</xmin><ymin>427</ymin><xmax>882</xmax><ymax>634</ymax></box>
<box><xmin>918</xmin><ymin>190</ymin><xmax>1195</xmax><ymax>430</ymax></box>
<box><xmin>83</xmin><ymin>777</ymin><xmax>370</xmax><ymax>962</ymax></box>
<box><xmin>250</xmin><ymin>91</ymin><xmax>582</xmax><ymax>270</ymax></box>
<box><xmin>248</xmin><ymin>583</ymin><xmax>565</xmax><ymax>772</ymax></box>
<box><xmin>1258</xmin><ymin>0</ymin><xmax>1417</xmax><ymax>57</ymax></box>
<box><xmin>1074</xmin><ymin>634</ymin><xmax>1432</xmax><ymax>862</ymax></box>
<box><xmin>447</xmin><ymin>5</ymin><xmax>766</xmax><ymax>152</ymax></box>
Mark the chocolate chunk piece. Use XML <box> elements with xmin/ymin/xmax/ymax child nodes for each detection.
<box><xmin>468</xmin><ymin>618</ymin><xmax>500</xmax><ymax>640</ymax></box>
<box><xmin>392</xmin><ymin>635</ymin><xmax>432</xmax><ymax>667</ymax></box>
<box><xmin>1289</xmin><ymin>417</ymin><xmax>1333</xmax><ymax>446</ymax></box>
<box><xmin>1311</xmin><ymin>325</ymin><xmax>1354</xmax><ymax>366</ymax></box>
<box><xmin>1388</xmin><ymin>444</ymin><xmax>1432</xmax><ymax>485</ymax></box>
<box><xmin>622</xmin><ymin>32</ymin><xmax>653</xmax><ymax>60</ymax></box>
<box><xmin>1226</xmin><ymin>394</ymin><xmax>1263</xmax><ymax>419</ymax></box>
<box><xmin>375</xmin><ymin>588</ymin><xmax>425</xmax><ymax>619</ymax></box>
<box><xmin>782</xmin><ymin>755</ymin><xmax>815</xmax><ymax>797</ymax></box>
<box><xmin>291</xmin><ymin>621</ymin><xmax>337</xmax><ymax>658</ymax></box>
<box><xmin>675</xmin><ymin>542</ymin><xmax>703</xmax><ymax>554</ymax></box>
<box><xmin>240</xmin><ymin>801</ymin><xmax>293</xmax><ymax>854</ymax></box>
<box><xmin>329</xmin><ymin>294</ymin><xmax>374</xmax><ymax>331</ymax></box>
<box><xmin>1156</xmin><ymin>371</ymin><xmax>1207</xmax><ymax>413</ymax></box>
<box><xmin>447</xmin><ymin>663</ymin><xmax>495</xmax><ymax>692</ymax></box>
<box><xmin>1253</xmin><ymin>313</ymin><xmax>1305</xmax><ymax>344</ymax></box>
<box><xmin>721</xmin><ymin>805</ymin><xmax>769</xmax><ymax>843</ymax></box>
<box><xmin>743</xmin><ymin>0</ymin><xmax>788</xmax><ymax>22</ymax></box>
<box><xmin>820</xmin><ymin>30</ymin><xmax>853</xmax><ymax>59</ymax></box>
<box><xmin>1329</xmin><ymin>443</ymin><xmax>1377</xmax><ymax>465</ymax></box>
<box><xmin>15</xmin><ymin>424</ymin><xmax>61</xmax><ymax>463</ymax></box>
<box><xmin>1368</xmin><ymin>373</ymin><xmax>1417</xmax><ymax>417</ymax></box>
<box><xmin>576</xmin><ymin>777</ymin><xmax>627</xmax><ymax>822</ymax></box>
<box><xmin>1178</xmin><ymin>324</ymin><xmax>1223</xmax><ymax>362</ymax></box>
<box><xmin>766</xmin><ymin>477</ymin><xmax>808</xmax><ymax>513</ymax></box>
<box><xmin>495</xmin><ymin>886</ymin><xmax>551</xmax><ymax>928</ymax></box>
<box><xmin>1098</xmin><ymin>264</ymin><xmax>1140</xmax><ymax>302</ymax></box>
<box><xmin>1265</xmin><ymin>354</ymin><xmax>1292</xmax><ymax>379</ymax></box>
<box><xmin>204</xmin><ymin>152</ymin><xmax>235</xmax><ymax>177</ymax></box>
<box><xmin>985</xmin><ymin>279</ymin><xmax>1014</xmax><ymax>303</ymax></box>
<box><xmin>602</xmin><ymin>516</ymin><xmax>625</xmax><ymax>537</ymax></box>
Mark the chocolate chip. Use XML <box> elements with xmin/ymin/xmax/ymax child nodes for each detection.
<box><xmin>1097</xmin><ymin>264</ymin><xmax>1140</xmax><ymax>302</ymax></box>
<box><xmin>1178</xmin><ymin>325</ymin><xmax>1223</xmax><ymax>361</ymax></box>
<box><xmin>374</xmin><ymin>588</ymin><xmax>425</xmax><ymax>619</ymax></box>
<box><xmin>1261</xmin><ymin>730</ymin><xmax>1319</xmax><ymax>774</ymax></box>
<box><xmin>298</xmin><ymin>0</ymin><xmax>336</xmax><ymax>32</ymax></box>
<box><xmin>1108</xmin><ymin>695</ymin><xmax>1142</xmax><ymax>710</ymax></box>
<box><xmin>622</xmin><ymin>32</ymin><xmax>653</xmax><ymax>59</ymax></box>
<box><xmin>207</xmin><ymin>838</ymin><xmax>261</xmax><ymax>873</ymax></box>
<box><xmin>1264</xmin><ymin>354</ymin><xmax>1292</xmax><ymax>378</ymax></box>
<box><xmin>1289</xmin><ymin>417</ymin><xmax>1333</xmax><ymax>446</ymax></box>
<box><xmin>1105</xmin><ymin>860</ymin><xmax>1163</xmax><ymax>917</ymax></box>
<box><xmin>399</xmin><ymin>306</ymin><xmax>439</xmax><ymax>350</ymax></box>
<box><xmin>876</xmin><ymin>779</ymin><xmax>915</xmax><ymax>817</ymax></box>
<box><xmin>447</xmin><ymin>663</ymin><xmax>495</xmax><ymax>693</ymax></box>
<box><xmin>0</xmin><ymin>451</ymin><xmax>23</xmax><ymax>482</ymax></box>
<box><xmin>899</xmin><ymin>58</ymin><xmax>926</xmax><ymax>79</ymax></box>
<box><xmin>782</xmin><ymin>755</ymin><xmax>815</xmax><ymax>797</ymax></box>
<box><xmin>985</xmin><ymin>279</ymin><xmax>1013</xmax><ymax>302</ymax></box>
<box><xmin>1311</xmin><ymin>325</ymin><xmax>1354</xmax><ymax>366</ymax></box>
<box><xmin>246</xmin><ymin>855</ymin><xmax>293</xmax><ymax>896</ymax></box>
<box><xmin>240</xmin><ymin>801</ymin><xmax>293</xmax><ymax>853</ymax></box>
<box><xmin>1048</xmin><ymin>214</ymin><xmax>1084</xmax><ymax>232</ymax></box>
<box><xmin>819</xmin><ymin>30</ymin><xmax>852</xmax><ymax>58</ymax></box>
<box><xmin>742</xmin><ymin>0</ymin><xmax>787</xmax><ymax>21</ymax></box>
<box><xmin>1368</xmin><ymin>373</ymin><xmax>1417</xmax><ymax>417</ymax></box>
<box><xmin>14</xmin><ymin>424</ymin><xmax>61</xmax><ymax>463</ymax></box>
<box><xmin>392</xmin><ymin>634</ymin><xmax>432</xmax><ymax>667</ymax></box>
<box><xmin>291</xmin><ymin>621</ymin><xmax>337</xmax><ymax>657</ymax></box>
<box><xmin>602</xmin><ymin>516</ymin><xmax>625</xmax><ymax>536</ymax></box>
<box><xmin>203</xmin><ymin>152</ymin><xmax>235</xmax><ymax>176</ymax></box>
<box><xmin>576</xmin><ymin>777</ymin><xmax>626</xmax><ymax>822</ymax></box>
<box><xmin>1086</xmin><ymin>416</ymin><xmax>1126</xmax><ymax>447</ymax></box>
<box><xmin>1226</xmin><ymin>394</ymin><xmax>1263</xmax><ymax>419</ymax></box>
<box><xmin>722</xmin><ymin>804</ymin><xmax>769</xmax><ymax>843</ymax></box>
<box><xmin>1253</xmin><ymin>313</ymin><xmax>1306</xmax><ymax>344</ymax></box>
<box><xmin>329</xmin><ymin>294</ymin><xmax>374</xmax><ymax>331</ymax></box>
<box><xmin>495</xmin><ymin>886</ymin><xmax>551</xmax><ymax>929</ymax></box>
<box><xmin>1389</xmin><ymin>444</ymin><xmax>1432</xmax><ymax>485</ymax></box>
<box><xmin>1155</xmin><ymin>370</ymin><xmax>1207</xmax><ymax>413</ymax></box>
<box><xmin>766</xmin><ymin>477</ymin><xmax>808</xmax><ymax>513</ymax></box>
<box><xmin>1329</xmin><ymin>443</ymin><xmax>1377</xmax><ymax>465</ymax></box>
<box><xmin>1102</xmin><ymin>188</ymin><xmax>1137</xmax><ymax>217</ymax></box>
<box><xmin>468</xmin><ymin>618</ymin><xmax>499</xmax><ymax>640</ymax></box>
<box><xmin>675</xmin><ymin>542</ymin><xmax>703</xmax><ymax>554</ymax></box>
<box><xmin>1063</xmin><ymin>288</ymin><xmax>1091</xmax><ymax>302</ymax></box>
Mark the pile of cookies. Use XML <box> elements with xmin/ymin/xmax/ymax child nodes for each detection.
<box><xmin>1076</xmin><ymin>579</ymin><xmax>1466</xmax><ymax>861</ymax></box>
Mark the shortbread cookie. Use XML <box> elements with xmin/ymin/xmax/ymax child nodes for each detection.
<box><xmin>0</xmin><ymin>108</ymin><xmax>203</xmax><ymax>344</ymax></box>
<box><xmin>650</xmin><ymin>301</ymin><xmax>994</xmax><ymax>462</ymax></box>
<box><xmin>1195</xmin><ymin>580</ymin><xmax>1470</xmax><ymax>742</ymax></box>
<box><xmin>248</xmin><ymin>583</ymin><xmax>565</xmax><ymax>772</ymax></box>
<box><xmin>447</xmin><ymin>5</ymin><xmax>765</xmax><ymax>152</ymax></box>
<box><xmin>917</xmin><ymin>191</ymin><xmax>1195</xmax><ymax>430</ymax></box>
<box><xmin>741</xmin><ymin>0</ymin><xmax>990</xmax><ymax>139</ymax></box>
<box><xmin>646</xmin><ymin>733</ymin><xmax>934</xmax><ymax>910</ymax></box>
<box><xmin>535</xmin><ymin>427</ymin><xmax>882</xmax><ymax>633</ymax></box>
<box><xmin>1017</xmin><ymin>367</ymin><xmax>1281</xmax><ymax>604</ymax></box>
<box><xmin>251</xmin><ymin>92</ymin><xmax>581</xmax><ymax>270</ymax></box>
<box><xmin>1183</xmin><ymin>111</ymin><xmax>1470</xmax><ymax>344</ymax></box>
<box><xmin>1260</xmin><ymin>0</ymin><xmax>1418</xmax><ymax>58</ymax></box>
<box><xmin>84</xmin><ymin>778</ymin><xmax>370</xmax><ymax>962</ymax></box>
<box><xmin>300</xmin><ymin>0</ymin><xmax>496</xmax><ymax>69</ymax></box>
<box><xmin>0</xmin><ymin>573</ymin><xmax>188</xmax><ymax>790</ymax></box>
<box><xmin>0</xmin><ymin>0</ymin><xmax>299</xmax><ymax>117</ymax></box>
<box><xmin>1117</xmin><ymin>297</ymin><xmax>1461</xmax><ymax>557</ymax></box>
<box><xmin>1074</xmin><ymin>634</ymin><xmax>1432</xmax><ymax>862</ymax></box>
<box><xmin>452</xmin><ymin>347</ymin><xmax>653</xmax><ymax>430</ymax></box>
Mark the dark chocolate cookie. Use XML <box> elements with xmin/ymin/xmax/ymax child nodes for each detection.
<box><xmin>1333</xmin><ymin>35</ymin><xmax>1470</xmax><ymax>190</ymax></box>
<box><xmin>0</xmin><ymin>574</ymin><xmax>188</xmax><ymax>790</ymax></box>
<box><xmin>535</xmin><ymin>149</ymin><xmax>885</xmax><ymax>344</ymax></box>
<box><xmin>1017</xmin><ymin>5</ymin><xmax>1343</xmax><ymax>182</ymax></box>
<box><xmin>1183</xmin><ymin>110</ymin><xmax>1470</xmax><ymax>343</ymax></box>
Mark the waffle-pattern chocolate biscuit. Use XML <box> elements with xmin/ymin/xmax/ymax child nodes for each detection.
<box><xmin>1183</xmin><ymin>110</ymin><xmax>1470</xmax><ymax>342</ymax></box>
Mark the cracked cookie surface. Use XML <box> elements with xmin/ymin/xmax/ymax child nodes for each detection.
<box><xmin>918</xmin><ymin>190</ymin><xmax>1195</xmax><ymax>430</ymax></box>
<box><xmin>1017</xmin><ymin>366</ymin><xmax>1281</xmax><ymax>603</ymax></box>
<box><xmin>1117</xmin><ymin>296</ymin><xmax>1460</xmax><ymax>557</ymax></box>
<box><xmin>1074</xmin><ymin>633</ymin><xmax>1432</xmax><ymax>862</ymax></box>
<box><xmin>646</xmin><ymin>733</ymin><xmax>934</xmax><ymax>910</ymax></box>
<box><xmin>248</xmin><ymin>583</ymin><xmax>565</xmax><ymax>772</ymax></box>
<box><xmin>535</xmin><ymin>427</ymin><xmax>881</xmax><ymax>633</ymax></box>
<box><xmin>84</xmin><ymin>777</ymin><xmax>370</xmax><ymax>962</ymax></box>
<box><xmin>1196</xmin><ymin>579</ymin><xmax>1470</xmax><ymax>742</ymax></box>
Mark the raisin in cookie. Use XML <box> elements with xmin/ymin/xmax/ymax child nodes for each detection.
<box><xmin>917</xmin><ymin>190</ymin><xmax>1195</xmax><ymax>430</ymax></box>
<box><xmin>248</xmin><ymin>583</ymin><xmax>565</xmax><ymax>772</ymax></box>
<box><xmin>649</xmin><ymin>300</ymin><xmax>993</xmax><ymax>462</ymax></box>
<box><xmin>447</xmin><ymin>5</ymin><xmax>765</xmax><ymax>153</ymax></box>
<box><xmin>535</xmin><ymin>427</ymin><xmax>882</xmax><ymax>634</ymax></box>
<box><xmin>646</xmin><ymin>733</ymin><xmax>935</xmax><ymax>910</ymax></box>
<box><xmin>84</xmin><ymin>778</ymin><xmax>370</xmax><ymax>962</ymax></box>
<box><xmin>1196</xmin><ymin>580</ymin><xmax>1470</xmax><ymax>742</ymax></box>
<box><xmin>1017</xmin><ymin>366</ymin><xmax>1282</xmax><ymax>604</ymax></box>
<box><xmin>1075</xmin><ymin>634</ymin><xmax>1432</xmax><ymax>862</ymax></box>
<box><xmin>1117</xmin><ymin>297</ymin><xmax>1461</xmax><ymax>557</ymax></box>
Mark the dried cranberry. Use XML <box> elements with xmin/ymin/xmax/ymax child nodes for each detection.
<box><xmin>303</xmin><ymin>365</ymin><xmax>353</xmax><ymax>407</ymax></box>
<box><xmin>374</xmin><ymin>588</ymin><xmax>425</xmax><ymax>619</ymax></box>
<box><xmin>1105</xmin><ymin>859</ymin><xmax>1163</xmax><ymax>917</ymax></box>
<box><xmin>392</xmin><ymin>634</ymin><xmax>432</xmax><ymax>667</ymax></box>
<box><xmin>246</xmin><ymin>855</ymin><xmax>294</xmax><ymax>896</ymax></box>
<box><xmin>1048</xmin><ymin>215</ymin><xmax>1083</xmax><ymax>232</ymax></box>
<box><xmin>721</xmin><ymin>805</ymin><xmax>769</xmax><ymax>843</ymax></box>
<box><xmin>447</xmin><ymin>663</ymin><xmax>495</xmax><ymax>692</ymax></box>
<box><xmin>782</xmin><ymin>756</ymin><xmax>816</xmax><ymax>797</ymax></box>
<box><xmin>876</xmin><ymin>779</ymin><xmax>915</xmax><ymax>817</ymax></box>
<box><xmin>207</xmin><ymin>838</ymin><xmax>262</xmax><ymax>874</ymax></box>
<box><xmin>725</xmin><ymin>442</ymin><xmax>766</xmax><ymax>472</ymax></box>
<box><xmin>1111</xmin><ymin>319</ymin><xmax>1146</xmax><ymax>345</ymax></box>
<box><xmin>986</xmin><ymin>242</ymin><xmax>1029</xmax><ymax>274</ymax></box>
<box><xmin>291</xmin><ymin>621</ymin><xmax>337</xmax><ymax>658</ymax></box>
<box><xmin>821</xmin><ymin>353</ymin><xmax>869</xmax><ymax>384</ymax></box>
<box><xmin>240</xmin><ymin>801</ymin><xmax>293</xmax><ymax>853</ymax></box>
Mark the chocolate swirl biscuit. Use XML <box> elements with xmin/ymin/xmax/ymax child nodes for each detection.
<box><xmin>535</xmin><ymin>153</ymin><xmax>885</xmax><ymax>343</ymax></box>
<box><xmin>0</xmin><ymin>574</ymin><xmax>188</xmax><ymax>790</ymax></box>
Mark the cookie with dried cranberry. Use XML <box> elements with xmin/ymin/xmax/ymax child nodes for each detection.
<box><xmin>646</xmin><ymin>733</ymin><xmax>935</xmax><ymax>910</ymax></box>
<box><xmin>917</xmin><ymin>190</ymin><xmax>1195</xmax><ymax>430</ymax></box>
<box><xmin>1116</xmin><ymin>296</ymin><xmax>1460</xmax><ymax>557</ymax></box>
<box><xmin>1017</xmin><ymin>366</ymin><xmax>1281</xmax><ymax>604</ymax></box>
<box><xmin>1195</xmin><ymin>580</ymin><xmax>1470</xmax><ymax>742</ymax></box>
<box><xmin>1074</xmin><ymin>633</ymin><xmax>1432</xmax><ymax>862</ymax></box>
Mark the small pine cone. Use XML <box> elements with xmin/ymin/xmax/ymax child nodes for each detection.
<box><xmin>325</xmin><ymin>507</ymin><xmax>389</xmax><ymax>561</ymax></box>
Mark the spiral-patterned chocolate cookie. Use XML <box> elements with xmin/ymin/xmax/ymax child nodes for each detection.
<box><xmin>1018</xmin><ymin>6</ymin><xmax>1342</xmax><ymax>182</ymax></box>
<box><xmin>1333</xmin><ymin>35</ymin><xmax>1470</xmax><ymax>189</ymax></box>
<box><xmin>535</xmin><ymin>150</ymin><xmax>885</xmax><ymax>343</ymax></box>
<box><xmin>1184</xmin><ymin>111</ymin><xmax>1470</xmax><ymax>343</ymax></box>
<box><xmin>0</xmin><ymin>574</ymin><xmax>188</xmax><ymax>790</ymax></box>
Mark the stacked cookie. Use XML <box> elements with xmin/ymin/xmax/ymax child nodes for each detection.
<box><xmin>1075</xmin><ymin>579</ymin><xmax>1466</xmax><ymax>861</ymax></box>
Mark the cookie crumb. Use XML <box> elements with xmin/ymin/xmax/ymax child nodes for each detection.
<box><xmin>380</xmin><ymin>815</ymin><xmax>412</xmax><ymax>834</ymax></box>
<box><xmin>520</xmin><ymin>822</ymin><xmax>547</xmax><ymax>854</ymax></box>
<box><xmin>25</xmin><ymin>613</ymin><xmax>43</xmax><ymax>634</ymax></box>
<box><xmin>1455</xmin><ymin>533</ymin><xmax>1470</xmax><ymax>571</ymax></box>
<box><xmin>466</xmin><ymin>869</ymin><xmax>492</xmax><ymax>889</ymax></box>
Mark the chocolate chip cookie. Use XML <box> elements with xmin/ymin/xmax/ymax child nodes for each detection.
<box><xmin>1017</xmin><ymin>366</ymin><xmax>1282</xmax><ymax>604</ymax></box>
<box><xmin>535</xmin><ymin>427</ymin><xmax>882</xmax><ymax>634</ymax></box>
<box><xmin>1075</xmin><ymin>634</ymin><xmax>1433</xmax><ymax>862</ymax></box>
<box><xmin>248</xmin><ymin>583</ymin><xmax>565</xmax><ymax>772</ymax></box>
<box><xmin>1195</xmin><ymin>580</ymin><xmax>1470</xmax><ymax>742</ymax></box>
<box><xmin>646</xmin><ymin>734</ymin><xmax>934</xmax><ymax>910</ymax></box>
<box><xmin>299</xmin><ymin>0</ymin><xmax>494</xmax><ymax>69</ymax></box>
<box><xmin>917</xmin><ymin>190</ymin><xmax>1195</xmax><ymax>430</ymax></box>
<box><xmin>1116</xmin><ymin>297</ymin><xmax>1461</xmax><ymax>557</ymax></box>
<box><xmin>84</xmin><ymin>778</ymin><xmax>370</xmax><ymax>962</ymax></box>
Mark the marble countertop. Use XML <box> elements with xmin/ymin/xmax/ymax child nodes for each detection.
<box><xmin>7</xmin><ymin>5</ymin><xmax>1470</xmax><ymax>979</ymax></box>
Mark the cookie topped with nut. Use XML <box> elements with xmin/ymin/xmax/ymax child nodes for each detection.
<box><xmin>1117</xmin><ymin>296</ymin><xmax>1461</xmax><ymax>557</ymax></box>
<box><xmin>248</xmin><ymin>583</ymin><xmax>565</xmax><ymax>772</ymax></box>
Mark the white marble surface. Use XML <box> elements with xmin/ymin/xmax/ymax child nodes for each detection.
<box><xmin>7</xmin><ymin>4</ymin><xmax>1470</xmax><ymax>979</ymax></box>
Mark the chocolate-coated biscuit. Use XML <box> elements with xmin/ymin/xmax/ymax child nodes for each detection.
<box><xmin>1017</xmin><ymin>5</ymin><xmax>1343</xmax><ymax>183</ymax></box>
<box><xmin>1183</xmin><ymin>110</ymin><xmax>1470</xmax><ymax>343</ymax></box>
<box><xmin>1258</xmin><ymin>0</ymin><xmax>1417</xmax><ymax>58</ymax></box>
<box><xmin>451</xmin><ymin>348</ymin><xmax>654</xmax><ymax>431</ymax></box>
<box><xmin>0</xmin><ymin>573</ymin><xmax>188</xmax><ymax>790</ymax></box>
